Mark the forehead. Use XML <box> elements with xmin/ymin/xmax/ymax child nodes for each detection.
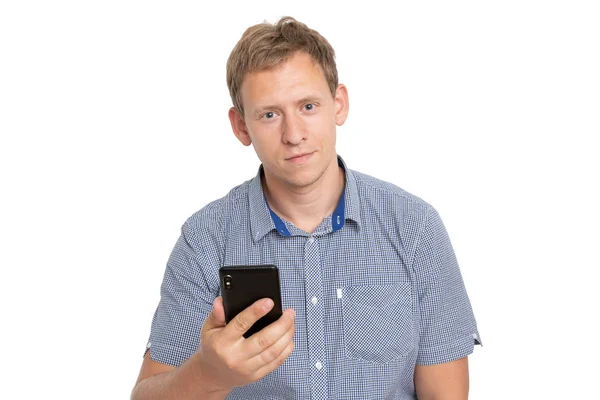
<box><xmin>240</xmin><ymin>51</ymin><xmax>330</xmax><ymax>108</ymax></box>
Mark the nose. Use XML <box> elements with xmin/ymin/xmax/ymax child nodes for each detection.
<box><xmin>282</xmin><ymin>114</ymin><xmax>307</xmax><ymax>145</ymax></box>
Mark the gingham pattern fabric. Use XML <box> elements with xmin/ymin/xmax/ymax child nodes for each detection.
<box><xmin>146</xmin><ymin>156</ymin><xmax>481</xmax><ymax>400</ymax></box>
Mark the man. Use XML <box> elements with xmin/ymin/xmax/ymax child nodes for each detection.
<box><xmin>131</xmin><ymin>16</ymin><xmax>481</xmax><ymax>400</ymax></box>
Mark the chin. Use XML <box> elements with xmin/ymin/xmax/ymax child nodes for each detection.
<box><xmin>284</xmin><ymin>168</ymin><xmax>324</xmax><ymax>188</ymax></box>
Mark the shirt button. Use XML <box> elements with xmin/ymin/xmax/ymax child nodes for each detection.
<box><xmin>315</xmin><ymin>361</ymin><xmax>323</xmax><ymax>370</ymax></box>
<box><xmin>308</xmin><ymin>236</ymin><xmax>315</xmax><ymax>244</ymax></box>
<box><xmin>311</xmin><ymin>296</ymin><xmax>318</xmax><ymax>305</ymax></box>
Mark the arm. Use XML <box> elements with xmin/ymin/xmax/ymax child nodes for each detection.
<box><xmin>131</xmin><ymin>297</ymin><xmax>295</xmax><ymax>400</ymax></box>
<box><xmin>131</xmin><ymin>351</ymin><xmax>229</xmax><ymax>400</ymax></box>
<box><xmin>410</xmin><ymin>207</ymin><xmax>481</xmax><ymax>396</ymax></box>
<box><xmin>414</xmin><ymin>357</ymin><xmax>469</xmax><ymax>400</ymax></box>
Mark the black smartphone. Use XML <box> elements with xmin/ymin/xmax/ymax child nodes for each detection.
<box><xmin>219</xmin><ymin>265</ymin><xmax>283</xmax><ymax>338</ymax></box>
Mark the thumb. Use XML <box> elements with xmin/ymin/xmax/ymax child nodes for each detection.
<box><xmin>202</xmin><ymin>297</ymin><xmax>226</xmax><ymax>333</ymax></box>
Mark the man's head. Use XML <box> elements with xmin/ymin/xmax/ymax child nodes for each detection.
<box><xmin>226</xmin><ymin>17</ymin><xmax>349</xmax><ymax>192</ymax></box>
<box><xmin>226</xmin><ymin>16</ymin><xmax>338</xmax><ymax>118</ymax></box>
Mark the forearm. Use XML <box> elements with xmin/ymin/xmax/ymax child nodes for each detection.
<box><xmin>131</xmin><ymin>356</ymin><xmax>231</xmax><ymax>400</ymax></box>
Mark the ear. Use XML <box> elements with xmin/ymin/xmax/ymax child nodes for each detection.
<box><xmin>228</xmin><ymin>107</ymin><xmax>252</xmax><ymax>146</ymax></box>
<box><xmin>334</xmin><ymin>84</ymin><xmax>349</xmax><ymax>126</ymax></box>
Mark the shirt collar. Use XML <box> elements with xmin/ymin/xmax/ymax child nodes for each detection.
<box><xmin>249</xmin><ymin>155</ymin><xmax>362</xmax><ymax>242</ymax></box>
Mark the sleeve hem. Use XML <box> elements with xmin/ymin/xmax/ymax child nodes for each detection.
<box><xmin>146</xmin><ymin>340</ymin><xmax>194</xmax><ymax>368</ymax></box>
<box><xmin>416</xmin><ymin>333</ymin><xmax>481</xmax><ymax>365</ymax></box>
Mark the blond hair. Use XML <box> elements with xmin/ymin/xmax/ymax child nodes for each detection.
<box><xmin>226</xmin><ymin>16</ymin><xmax>338</xmax><ymax>117</ymax></box>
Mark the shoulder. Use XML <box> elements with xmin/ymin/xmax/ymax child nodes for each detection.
<box><xmin>350</xmin><ymin>169</ymin><xmax>433</xmax><ymax>217</ymax></box>
<box><xmin>181</xmin><ymin>178</ymin><xmax>253</xmax><ymax>242</ymax></box>
<box><xmin>349</xmin><ymin>169</ymin><xmax>449</xmax><ymax>267</ymax></box>
<box><xmin>348</xmin><ymin>169</ymin><xmax>444</xmax><ymax>253</ymax></box>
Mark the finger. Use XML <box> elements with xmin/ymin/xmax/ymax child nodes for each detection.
<box><xmin>212</xmin><ymin>297</ymin><xmax>226</xmax><ymax>324</ymax></box>
<box><xmin>201</xmin><ymin>297</ymin><xmax>226</xmax><ymax>334</ymax></box>
<box><xmin>253</xmin><ymin>314</ymin><xmax>295</xmax><ymax>366</ymax></box>
<box><xmin>244</xmin><ymin>308</ymin><xmax>295</xmax><ymax>358</ymax></box>
<box><xmin>252</xmin><ymin>340</ymin><xmax>295</xmax><ymax>381</ymax></box>
<box><xmin>222</xmin><ymin>298</ymin><xmax>274</xmax><ymax>340</ymax></box>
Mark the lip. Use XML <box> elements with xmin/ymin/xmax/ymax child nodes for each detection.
<box><xmin>286</xmin><ymin>152</ymin><xmax>314</xmax><ymax>164</ymax></box>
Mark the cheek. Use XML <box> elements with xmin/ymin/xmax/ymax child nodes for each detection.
<box><xmin>308</xmin><ymin>115</ymin><xmax>336</xmax><ymax>141</ymax></box>
<box><xmin>249</xmin><ymin>123</ymin><xmax>280</xmax><ymax>152</ymax></box>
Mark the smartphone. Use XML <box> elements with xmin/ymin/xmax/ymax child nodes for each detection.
<box><xmin>219</xmin><ymin>265</ymin><xmax>283</xmax><ymax>338</ymax></box>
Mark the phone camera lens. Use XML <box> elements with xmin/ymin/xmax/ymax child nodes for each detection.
<box><xmin>224</xmin><ymin>275</ymin><xmax>232</xmax><ymax>289</ymax></box>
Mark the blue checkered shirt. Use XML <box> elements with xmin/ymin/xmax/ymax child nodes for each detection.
<box><xmin>146</xmin><ymin>157</ymin><xmax>481</xmax><ymax>399</ymax></box>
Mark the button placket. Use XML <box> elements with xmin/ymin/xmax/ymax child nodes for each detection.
<box><xmin>303</xmin><ymin>236</ymin><xmax>328</xmax><ymax>399</ymax></box>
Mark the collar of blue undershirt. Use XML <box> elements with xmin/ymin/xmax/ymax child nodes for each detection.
<box><xmin>264</xmin><ymin>160</ymin><xmax>346</xmax><ymax>237</ymax></box>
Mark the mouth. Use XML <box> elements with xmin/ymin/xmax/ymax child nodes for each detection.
<box><xmin>286</xmin><ymin>152</ymin><xmax>314</xmax><ymax>164</ymax></box>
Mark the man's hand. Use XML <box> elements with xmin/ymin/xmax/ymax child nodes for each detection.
<box><xmin>192</xmin><ymin>296</ymin><xmax>296</xmax><ymax>392</ymax></box>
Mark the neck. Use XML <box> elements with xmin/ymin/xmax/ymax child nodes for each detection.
<box><xmin>262</xmin><ymin>157</ymin><xmax>345</xmax><ymax>234</ymax></box>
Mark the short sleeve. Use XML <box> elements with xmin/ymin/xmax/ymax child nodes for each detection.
<box><xmin>412</xmin><ymin>207</ymin><xmax>482</xmax><ymax>365</ymax></box>
<box><xmin>145</xmin><ymin>221</ymin><xmax>220</xmax><ymax>367</ymax></box>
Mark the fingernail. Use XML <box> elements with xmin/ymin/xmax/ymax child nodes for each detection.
<box><xmin>262</xmin><ymin>298</ymin><xmax>274</xmax><ymax>311</ymax></box>
<box><xmin>289</xmin><ymin>309</ymin><xmax>296</xmax><ymax>318</ymax></box>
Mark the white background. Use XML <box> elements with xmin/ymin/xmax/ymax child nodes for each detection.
<box><xmin>1</xmin><ymin>1</ymin><xmax>599</xmax><ymax>398</ymax></box>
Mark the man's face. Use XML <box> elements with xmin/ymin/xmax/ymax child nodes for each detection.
<box><xmin>230</xmin><ymin>51</ymin><xmax>348</xmax><ymax>190</ymax></box>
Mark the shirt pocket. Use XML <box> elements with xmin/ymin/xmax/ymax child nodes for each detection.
<box><xmin>341</xmin><ymin>283</ymin><xmax>414</xmax><ymax>364</ymax></box>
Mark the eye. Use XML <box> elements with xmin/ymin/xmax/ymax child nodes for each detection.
<box><xmin>264</xmin><ymin>111</ymin><xmax>275</xmax><ymax>119</ymax></box>
<box><xmin>304</xmin><ymin>103</ymin><xmax>315</xmax><ymax>111</ymax></box>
